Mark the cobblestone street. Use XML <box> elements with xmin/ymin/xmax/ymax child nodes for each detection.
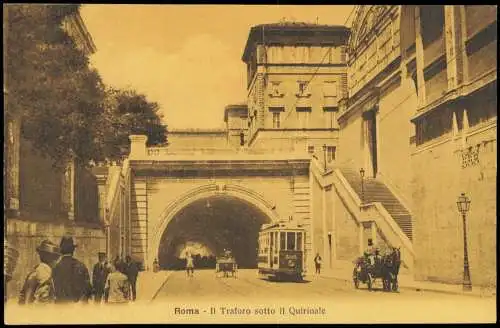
<box><xmin>150</xmin><ymin>269</ymin><xmax>496</xmax><ymax>323</ymax></box>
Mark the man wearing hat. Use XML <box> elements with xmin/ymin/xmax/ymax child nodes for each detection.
<box><xmin>18</xmin><ymin>240</ymin><xmax>61</xmax><ymax>304</ymax></box>
<box><xmin>363</xmin><ymin>238</ymin><xmax>378</xmax><ymax>267</ymax></box>
<box><xmin>52</xmin><ymin>235</ymin><xmax>92</xmax><ymax>303</ymax></box>
<box><xmin>92</xmin><ymin>252</ymin><xmax>110</xmax><ymax>304</ymax></box>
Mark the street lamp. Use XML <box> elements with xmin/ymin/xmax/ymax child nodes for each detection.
<box><xmin>456</xmin><ymin>193</ymin><xmax>472</xmax><ymax>292</ymax></box>
<box><xmin>359</xmin><ymin>168</ymin><xmax>365</xmax><ymax>203</ymax></box>
<box><xmin>322</xmin><ymin>144</ymin><xmax>327</xmax><ymax>172</ymax></box>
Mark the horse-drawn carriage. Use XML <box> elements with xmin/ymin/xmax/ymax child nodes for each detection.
<box><xmin>352</xmin><ymin>247</ymin><xmax>401</xmax><ymax>292</ymax></box>
<box><xmin>215</xmin><ymin>250</ymin><xmax>238</xmax><ymax>278</ymax></box>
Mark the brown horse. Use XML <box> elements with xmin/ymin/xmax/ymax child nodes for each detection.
<box><xmin>382</xmin><ymin>247</ymin><xmax>401</xmax><ymax>292</ymax></box>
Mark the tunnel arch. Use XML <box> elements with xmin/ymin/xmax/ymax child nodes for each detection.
<box><xmin>148</xmin><ymin>183</ymin><xmax>280</xmax><ymax>269</ymax></box>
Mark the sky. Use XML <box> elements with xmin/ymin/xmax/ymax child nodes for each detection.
<box><xmin>80</xmin><ymin>5</ymin><xmax>354</xmax><ymax>129</ymax></box>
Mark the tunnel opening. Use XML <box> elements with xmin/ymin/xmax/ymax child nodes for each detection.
<box><xmin>158</xmin><ymin>195</ymin><xmax>272</xmax><ymax>270</ymax></box>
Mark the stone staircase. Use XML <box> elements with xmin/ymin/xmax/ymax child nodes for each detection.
<box><xmin>338</xmin><ymin>166</ymin><xmax>413</xmax><ymax>241</ymax></box>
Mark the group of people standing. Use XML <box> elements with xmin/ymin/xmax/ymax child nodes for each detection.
<box><xmin>18</xmin><ymin>235</ymin><xmax>140</xmax><ymax>305</ymax></box>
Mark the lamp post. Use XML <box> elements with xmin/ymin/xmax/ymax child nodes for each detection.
<box><xmin>328</xmin><ymin>231</ymin><xmax>332</xmax><ymax>269</ymax></box>
<box><xmin>359</xmin><ymin>168</ymin><xmax>365</xmax><ymax>204</ymax></box>
<box><xmin>456</xmin><ymin>193</ymin><xmax>472</xmax><ymax>291</ymax></box>
<box><xmin>322</xmin><ymin>144</ymin><xmax>327</xmax><ymax>172</ymax></box>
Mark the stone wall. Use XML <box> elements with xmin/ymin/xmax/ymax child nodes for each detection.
<box><xmin>311</xmin><ymin>172</ymin><xmax>324</xmax><ymax>261</ymax></box>
<box><xmin>376</xmin><ymin>75</ymin><xmax>418</xmax><ymax>211</ymax></box>
<box><xmin>411</xmin><ymin>124</ymin><xmax>496</xmax><ymax>287</ymax></box>
<box><xmin>337</xmin><ymin>111</ymin><xmax>364</xmax><ymax>168</ymax></box>
<box><xmin>5</xmin><ymin>218</ymin><xmax>105</xmax><ymax>300</ymax></box>
<box><xmin>333</xmin><ymin>190</ymin><xmax>360</xmax><ymax>262</ymax></box>
<box><xmin>167</xmin><ymin>131</ymin><xmax>228</xmax><ymax>150</ymax></box>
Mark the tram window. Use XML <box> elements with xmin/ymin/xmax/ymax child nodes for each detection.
<box><xmin>287</xmin><ymin>232</ymin><xmax>296</xmax><ymax>250</ymax></box>
<box><xmin>280</xmin><ymin>232</ymin><xmax>286</xmax><ymax>250</ymax></box>
<box><xmin>297</xmin><ymin>232</ymin><xmax>302</xmax><ymax>251</ymax></box>
<box><xmin>275</xmin><ymin>232</ymin><xmax>278</xmax><ymax>253</ymax></box>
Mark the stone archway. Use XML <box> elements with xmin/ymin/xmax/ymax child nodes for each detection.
<box><xmin>148</xmin><ymin>183</ymin><xmax>279</xmax><ymax>270</ymax></box>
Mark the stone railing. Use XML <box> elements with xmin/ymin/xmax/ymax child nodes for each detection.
<box><xmin>320</xmin><ymin>166</ymin><xmax>414</xmax><ymax>271</ymax></box>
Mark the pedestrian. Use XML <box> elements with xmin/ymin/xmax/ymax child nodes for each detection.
<box><xmin>92</xmin><ymin>252</ymin><xmax>110</xmax><ymax>304</ymax></box>
<box><xmin>113</xmin><ymin>256</ymin><xmax>120</xmax><ymax>268</ymax></box>
<box><xmin>18</xmin><ymin>240</ymin><xmax>60</xmax><ymax>305</ymax></box>
<box><xmin>314</xmin><ymin>252</ymin><xmax>322</xmax><ymax>275</ymax></box>
<box><xmin>124</xmin><ymin>255</ymin><xmax>139</xmax><ymax>301</ymax></box>
<box><xmin>185</xmin><ymin>252</ymin><xmax>194</xmax><ymax>278</ymax></box>
<box><xmin>52</xmin><ymin>235</ymin><xmax>92</xmax><ymax>304</ymax></box>
<box><xmin>153</xmin><ymin>258</ymin><xmax>160</xmax><ymax>273</ymax></box>
<box><xmin>364</xmin><ymin>238</ymin><xmax>378</xmax><ymax>267</ymax></box>
<box><xmin>104</xmin><ymin>261</ymin><xmax>131</xmax><ymax>304</ymax></box>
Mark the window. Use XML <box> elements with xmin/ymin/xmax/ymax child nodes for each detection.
<box><xmin>327</xmin><ymin>146</ymin><xmax>336</xmax><ymax>162</ymax></box>
<box><xmin>416</xmin><ymin>107</ymin><xmax>453</xmax><ymax>145</ymax></box>
<box><xmin>297</xmin><ymin>81</ymin><xmax>311</xmax><ymax>97</ymax></box>
<box><xmin>324</xmin><ymin>107</ymin><xmax>338</xmax><ymax>128</ymax></box>
<box><xmin>239</xmin><ymin>131</ymin><xmax>245</xmax><ymax>146</ymax></box>
<box><xmin>308</xmin><ymin>145</ymin><xmax>315</xmax><ymax>154</ymax></box>
<box><xmin>269</xmin><ymin>81</ymin><xmax>283</xmax><ymax>97</ymax></box>
<box><xmin>272</xmin><ymin>112</ymin><xmax>281</xmax><ymax>128</ymax></box>
<box><xmin>280</xmin><ymin>232</ymin><xmax>286</xmax><ymax>250</ymax></box>
<box><xmin>296</xmin><ymin>107</ymin><xmax>311</xmax><ymax>129</ymax></box>
<box><xmin>298</xmin><ymin>81</ymin><xmax>307</xmax><ymax>94</ymax></box>
<box><xmin>323</xmin><ymin>81</ymin><xmax>338</xmax><ymax>98</ymax></box>
<box><xmin>465</xmin><ymin>5</ymin><xmax>497</xmax><ymax>40</ymax></box>
<box><xmin>420</xmin><ymin>6</ymin><xmax>444</xmax><ymax>46</ymax></box>
<box><xmin>466</xmin><ymin>91</ymin><xmax>497</xmax><ymax>128</ymax></box>
<box><xmin>286</xmin><ymin>232</ymin><xmax>296</xmax><ymax>251</ymax></box>
<box><xmin>296</xmin><ymin>232</ymin><xmax>302</xmax><ymax>251</ymax></box>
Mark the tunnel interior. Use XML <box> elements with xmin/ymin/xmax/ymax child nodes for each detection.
<box><xmin>158</xmin><ymin>195</ymin><xmax>271</xmax><ymax>270</ymax></box>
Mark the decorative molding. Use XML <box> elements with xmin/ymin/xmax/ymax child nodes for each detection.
<box><xmin>460</xmin><ymin>144</ymin><xmax>480</xmax><ymax>169</ymax></box>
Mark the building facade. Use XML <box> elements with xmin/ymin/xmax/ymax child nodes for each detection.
<box><xmin>241</xmin><ymin>23</ymin><xmax>350</xmax><ymax>165</ymax></box>
<box><xmin>335</xmin><ymin>5</ymin><xmax>496</xmax><ymax>287</ymax></box>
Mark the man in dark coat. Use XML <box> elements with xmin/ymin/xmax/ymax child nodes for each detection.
<box><xmin>52</xmin><ymin>235</ymin><xmax>92</xmax><ymax>304</ymax></box>
<box><xmin>92</xmin><ymin>252</ymin><xmax>110</xmax><ymax>304</ymax></box>
<box><xmin>124</xmin><ymin>255</ymin><xmax>139</xmax><ymax>301</ymax></box>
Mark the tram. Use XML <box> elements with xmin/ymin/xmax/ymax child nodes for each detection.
<box><xmin>257</xmin><ymin>221</ymin><xmax>306</xmax><ymax>281</ymax></box>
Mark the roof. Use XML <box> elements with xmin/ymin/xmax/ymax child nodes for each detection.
<box><xmin>168</xmin><ymin>128</ymin><xmax>227</xmax><ymax>134</ymax></box>
<box><xmin>242</xmin><ymin>22</ymin><xmax>350</xmax><ymax>62</ymax></box>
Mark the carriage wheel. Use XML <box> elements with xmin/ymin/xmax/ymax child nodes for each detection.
<box><xmin>352</xmin><ymin>268</ymin><xmax>359</xmax><ymax>289</ymax></box>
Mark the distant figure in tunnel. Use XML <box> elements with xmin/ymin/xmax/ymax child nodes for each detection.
<box><xmin>153</xmin><ymin>258</ymin><xmax>160</xmax><ymax>273</ymax></box>
<box><xmin>185</xmin><ymin>253</ymin><xmax>194</xmax><ymax>277</ymax></box>
<box><xmin>314</xmin><ymin>253</ymin><xmax>322</xmax><ymax>275</ymax></box>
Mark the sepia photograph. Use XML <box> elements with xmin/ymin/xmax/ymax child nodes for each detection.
<box><xmin>3</xmin><ymin>3</ymin><xmax>497</xmax><ymax>324</ymax></box>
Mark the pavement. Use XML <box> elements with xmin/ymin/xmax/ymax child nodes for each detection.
<box><xmin>136</xmin><ymin>263</ymin><xmax>496</xmax><ymax>302</ymax></box>
<box><xmin>136</xmin><ymin>270</ymin><xmax>173</xmax><ymax>301</ymax></box>
<box><xmin>320</xmin><ymin>260</ymin><xmax>497</xmax><ymax>298</ymax></box>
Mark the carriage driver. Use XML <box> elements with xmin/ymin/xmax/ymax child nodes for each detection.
<box><xmin>363</xmin><ymin>239</ymin><xmax>379</xmax><ymax>266</ymax></box>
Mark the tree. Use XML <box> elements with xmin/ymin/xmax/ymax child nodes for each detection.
<box><xmin>5</xmin><ymin>4</ymin><xmax>106</xmax><ymax>168</ymax></box>
<box><xmin>99</xmin><ymin>88</ymin><xmax>168</xmax><ymax>160</ymax></box>
<box><xmin>5</xmin><ymin>4</ymin><xmax>168</xmax><ymax>166</ymax></box>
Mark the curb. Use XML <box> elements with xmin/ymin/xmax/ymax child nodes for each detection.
<box><xmin>323</xmin><ymin>274</ymin><xmax>496</xmax><ymax>299</ymax></box>
<box><xmin>150</xmin><ymin>272</ymin><xmax>173</xmax><ymax>301</ymax></box>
